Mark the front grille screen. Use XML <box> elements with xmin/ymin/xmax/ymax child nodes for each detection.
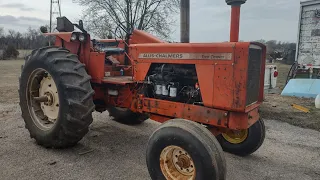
<box><xmin>246</xmin><ymin>46</ymin><xmax>262</xmax><ymax>106</ymax></box>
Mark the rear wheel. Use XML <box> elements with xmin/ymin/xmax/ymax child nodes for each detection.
<box><xmin>217</xmin><ymin>119</ymin><xmax>265</xmax><ymax>156</ymax></box>
<box><xmin>146</xmin><ymin>119</ymin><xmax>226</xmax><ymax>180</ymax></box>
<box><xmin>108</xmin><ymin>107</ymin><xmax>148</xmax><ymax>125</ymax></box>
<box><xmin>19</xmin><ymin>47</ymin><xmax>95</xmax><ymax>148</ymax></box>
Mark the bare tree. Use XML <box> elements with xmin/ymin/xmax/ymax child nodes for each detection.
<box><xmin>0</xmin><ymin>27</ymin><xmax>4</xmax><ymax>37</ymax></box>
<box><xmin>73</xmin><ymin>0</ymin><xmax>179</xmax><ymax>39</ymax></box>
<box><xmin>0</xmin><ymin>27</ymin><xmax>52</xmax><ymax>51</ymax></box>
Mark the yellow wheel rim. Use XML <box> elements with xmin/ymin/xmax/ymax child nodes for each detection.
<box><xmin>222</xmin><ymin>130</ymin><xmax>248</xmax><ymax>144</ymax></box>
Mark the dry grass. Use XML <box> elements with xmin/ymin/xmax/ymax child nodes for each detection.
<box><xmin>0</xmin><ymin>60</ymin><xmax>24</xmax><ymax>103</ymax></box>
<box><xmin>17</xmin><ymin>49</ymin><xmax>32</xmax><ymax>59</ymax></box>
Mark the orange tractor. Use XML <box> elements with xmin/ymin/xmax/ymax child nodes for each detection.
<box><xmin>19</xmin><ymin>0</ymin><xmax>266</xmax><ymax>179</ymax></box>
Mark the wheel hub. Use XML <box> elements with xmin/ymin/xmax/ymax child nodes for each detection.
<box><xmin>39</xmin><ymin>76</ymin><xmax>59</xmax><ymax>121</ymax></box>
<box><xmin>160</xmin><ymin>145</ymin><xmax>195</xmax><ymax>179</ymax></box>
<box><xmin>27</xmin><ymin>69</ymin><xmax>60</xmax><ymax>130</ymax></box>
<box><xmin>222</xmin><ymin>129</ymin><xmax>248</xmax><ymax>144</ymax></box>
<box><xmin>43</xmin><ymin>92</ymin><xmax>54</xmax><ymax>106</ymax></box>
<box><xmin>176</xmin><ymin>155</ymin><xmax>191</xmax><ymax>169</ymax></box>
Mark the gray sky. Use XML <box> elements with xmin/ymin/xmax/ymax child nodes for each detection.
<box><xmin>0</xmin><ymin>0</ymin><xmax>302</xmax><ymax>42</ymax></box>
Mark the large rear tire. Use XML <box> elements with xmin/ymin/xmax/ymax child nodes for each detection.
<box><xmin>146</xmin><ymin>119</ymin><xmax>226</xmax><ymax>180</ymax></box>
<box><xmin>108</xmin><ymin>107</ymin><xmax>148</xmax><ymax>125</ymax></box>
<box><xmin>216</xmin><ymin>119</ymin><xmax>265</xmax><ymax>156</ymax></box>
<box><xmin>19</xmin><ymin>46</ymin><xmax>95</xmax><ymax>148</ymax></box>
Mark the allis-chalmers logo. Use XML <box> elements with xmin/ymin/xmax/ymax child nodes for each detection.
<box><xmin>141</xmin><ymin>53</ymin><xmax>183</xmax><ymax>59</ymax></box>
<box><xmin>138</xmin><ymin>53</ymin><xmax>232</xmax><ymax>60</ymax></box>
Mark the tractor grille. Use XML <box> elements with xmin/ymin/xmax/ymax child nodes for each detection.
<box><xmin>246</xmin><ymin>46</ymin><xmax>262</xmax><ymax>106</ymax></box>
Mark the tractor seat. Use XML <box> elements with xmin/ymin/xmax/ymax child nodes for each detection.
<box><xmin>99</xmin><ymin>47</ymin><xmax>125</xmax><ymax>56</ymax></box>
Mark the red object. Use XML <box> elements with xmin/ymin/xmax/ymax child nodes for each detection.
<box><xmin>274</xmin><ymin>71</ymin><xmax>279</xmax><ymax>77</ymax></box>
<box><xmin>230</xmin><ymin>5</ymin><xmax>241</xmax><ymax>42</ymax></box>
<box><xmin>195</xmin><ymin>82</ymin><xmax>199</xmax><ymax>89</ymax></box>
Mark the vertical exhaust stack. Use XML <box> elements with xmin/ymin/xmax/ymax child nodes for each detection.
<box><xmin>226</xmin><ymin>0</ymin><xmax>247</xmax><ymax>42</ymax></box>
<box><xmin>181</xmin><ymin>0</ymin><xmax>190</xmax><ymax>43</ymax></box>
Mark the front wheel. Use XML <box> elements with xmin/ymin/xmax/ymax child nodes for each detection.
<box><xmin>216</xmin><ymin>119</ymin><xmax>266</xmax><ymax>156</ymax></box>
<box><xmin>146</xmin><ymin>119</ymin><xmax>226</xmax><ymax>180</ymax></box>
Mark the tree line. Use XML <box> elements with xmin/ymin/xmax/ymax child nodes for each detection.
<box><xmin>0</xmin><ymin>27</ymin><xmax>52</xmax><ymax>60</ymax></box>
<box><xmin>0</xmin><ymin>27</ymin><xmax>50</xmax><ymax>50</ymax></box>
<box><xmin>255</xmin><ymin>39</ymin><xmax>296</xmax><ymax>64</ymax></box>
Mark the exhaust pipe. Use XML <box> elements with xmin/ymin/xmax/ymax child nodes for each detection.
<box><xmin>180</xmin><ymin>0</ymin><xmax>190</xmax><ymax>43</ymax></box>
<box><xmin>226</xmin><ymin>0</ymin><xmax>247</xmax><ymax>42</ymax></box>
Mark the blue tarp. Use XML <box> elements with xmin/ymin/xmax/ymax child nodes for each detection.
<box><xmin>281</xmin><ymin>79</ymin><xmax>320</xmax><ymax>98</ymax></box>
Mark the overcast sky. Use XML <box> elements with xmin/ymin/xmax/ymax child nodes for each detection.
<box><xmin>0</xmin><ymin>0</ymin><xmax>303</xmax><ymax>42</ymax></box>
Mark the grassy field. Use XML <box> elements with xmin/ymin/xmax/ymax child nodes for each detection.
<box><xmin>17</xmin><ymin>50</ymin><xmax>32</xmax><ymax>59</ymax></box>
<box><xmin>0</xmin><ymin>60</ymin><xmax>24</xmax><ymax>103</ymax></box>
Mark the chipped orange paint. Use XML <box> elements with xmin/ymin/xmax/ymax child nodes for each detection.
<box><xmin>49</xmin><ymin>28</ymin><xmax>265</xmax><ymax>131</ymax></box>
<box><xmin>127</xmin><ymin>40</ymin><xmax>265</xmax><ymax>129</ymax></box>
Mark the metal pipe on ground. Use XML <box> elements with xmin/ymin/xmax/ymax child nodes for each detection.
<box><xmin>180</xmin><ymin>0</ymin><xmax>190</xmax><ymax>43</ymax></box>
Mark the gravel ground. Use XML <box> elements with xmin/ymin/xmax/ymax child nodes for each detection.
<box><xmin>0</xmin><ymin>107</ymin><xmax>319</xmax><ymax>180</ymax></box>
<box><xmin>0</xmin><ymin>60</ymin><xmax>320</xmax><ymax>180</ymax></box>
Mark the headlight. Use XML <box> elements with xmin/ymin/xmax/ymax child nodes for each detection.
<box><xmin>71</xmin><ymin>33</ymin><xmax>77</xmax><ymax>41</ymax></box>
<box><xmin>79</xmin><ymin>34</ymin><xmax>86</xmax><ymax>42</ymax></box>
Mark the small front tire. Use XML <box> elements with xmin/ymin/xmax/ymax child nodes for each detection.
<box><xmin>146</xmin><ymin>119</ymin><xmax>226</xmax><ymax>180</ymax></box>
<box><xmin>217</xmin><ymin>119</ymin><xmax>266</xmax><ymax>156</ymax></box>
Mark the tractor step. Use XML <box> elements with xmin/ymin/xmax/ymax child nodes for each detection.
<box><xmin>102</xmin><ymin>76</ymin><xmax>134</xmax><ymax>85</ymax></box>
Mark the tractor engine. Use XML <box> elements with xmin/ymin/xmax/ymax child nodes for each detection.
<box><xmin>145</xmin><ymin>64</ymin><xmax>202</xmax><ymax>104</ymax></box>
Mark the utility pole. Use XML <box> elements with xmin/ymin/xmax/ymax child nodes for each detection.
<box><xmin>49</xmin><ymin>0</ymin><xmax>62</xmax><ymax>45</ymax></box>
<box><xmin>180</xmin><ymin>0</ymin><xmax>190</xmax><ymax>43</ymax></box>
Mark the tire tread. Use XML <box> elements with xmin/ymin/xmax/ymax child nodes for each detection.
<box><xmin>20</xmin><ymin>47</ymin><xmax>94</xmax><ymax>148</ymax></box>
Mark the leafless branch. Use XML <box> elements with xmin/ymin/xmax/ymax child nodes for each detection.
<box><xmin>73</xmin><ymin>0</ymin><xmax>179</xmax><ymax>39</ymax></box>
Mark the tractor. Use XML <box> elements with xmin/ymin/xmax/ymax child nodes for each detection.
<box><xmin>19</xmin><ymin>0</ymin><xmax>266</xmax><ymax>179</ymax></box>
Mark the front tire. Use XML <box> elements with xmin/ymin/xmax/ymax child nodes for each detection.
<box><xmin>217</xmin><ymin>119</ymin><xmax>266</xmax><ymax>156</ymax></box>
<box><xmin>146</xmin><ymin>119</ymin><xmax>226</xmax><ymax>180</ymax></box>
<box><xmin>19</xmin><ymin>47</ymin><xmax>95</xmax><ymax>148</ymax></box>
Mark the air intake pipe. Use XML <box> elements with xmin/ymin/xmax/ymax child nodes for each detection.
<box><xmin>226</xmin><ymin>0</ymin><xmax>246</xmax><ymax>42</ymax></box>
<box><xmin>181</xmin><ymin>0</ymin><xmax>190</xmax><ymax>43</ymax></box>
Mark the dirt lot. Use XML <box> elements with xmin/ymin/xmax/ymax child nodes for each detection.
<box><xmin>261</xmin><ymin>63</ymin><xmax>320</xmax><ymax>131</ymax></box>
<box><xmin>0</xmin><ymin>60</ymin><xmax>320</xmax><ymax>180</ymax></box>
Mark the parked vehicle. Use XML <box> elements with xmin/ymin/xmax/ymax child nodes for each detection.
<box><xmin>292</xmin><ymin>0</ymin><xmax>320</xmax><ymax>79</ymax></box>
